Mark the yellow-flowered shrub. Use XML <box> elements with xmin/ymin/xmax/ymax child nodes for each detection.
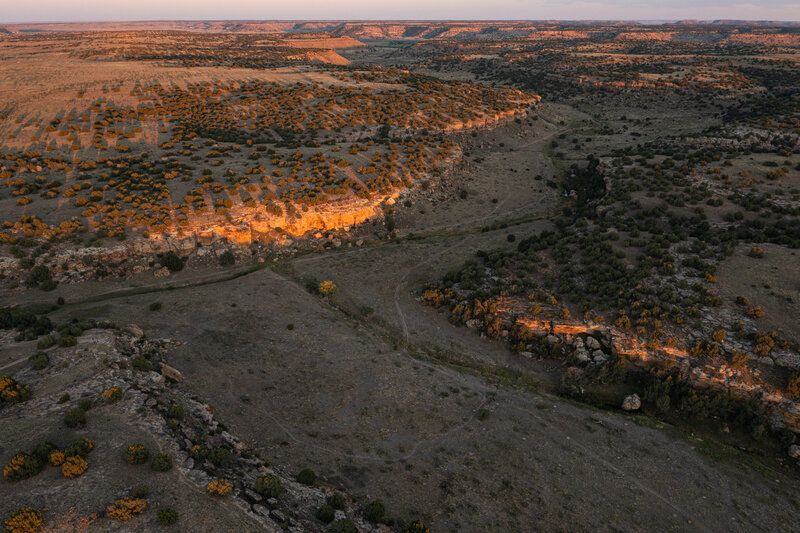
<box><xmin>206</xmin><ymin>478</ymin><xmax>232</xmax><ymax>497</ymax></box>
<box><xmin>0</xmin><ymin>376</ymin><xmax>31</xmax><ymax>405</ymax></box>
<box><xmin>125</xmin><ymin>444</ymin><xmax>150</xmax><ymax>465</ymax></box>
<box><xmin>49</xmin><ymin>450</ymin><xmax>66</xmax><ymax>467</ymax></box>
<box><xmin>101</xmin><ymin>387</ymin><xmax>123</xmax><ymax>402</ymax></box>
<box><xmin>3</xmin><ymin>453</ymin><xmax>43</xmax><ymax>481</ymax></box>
<box><xmin>318</xmin><ymin>280</ymin><xmax>338</xmax><ymax>296</ymax></box>
<box><xmin>4</xmin><ymin>507</ymin><xmax>43</xmax><ymax>533</ymax></box>
<box><xmin>106</xmin><ymin>497</ymin><xmax>146</xmax><ymax>521</ymax></box>
<box><xmin>61</xmin><ymin>456</ymin><xmax>88</xmax><ymax>478</ymax></box>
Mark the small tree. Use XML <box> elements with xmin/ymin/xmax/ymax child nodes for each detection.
<box><xmin>254</xmin><ymin>474</ymin><xmax>282</xmax><ymax>498</ymax></box>
<box><xmin>296</xmin><ymin>468</ymin><xmax>316</xmax><ymax>485</ymax></box>
<box><xmin>316</xmin><ymin>504</ymin><xmax>335</xmax><ymax>523</ymax></box>
<box><xmin>364</xmin><ymin>500</ymin><xmax>385</xmax><ymax>523</ymax></box>
<box><xmin>327</xmin><ymin>492</ymin><xmax>346</xmax><ymax>510</ymax></box>
<box><xmin>160</xmin><ymin>252</ymin><xmax>184</xmax><ymax>272</ymax></box>
<box><xmin>207</xmin><ymin>446</ymin><xmax>232</xmax><ymax>467</ymax></box>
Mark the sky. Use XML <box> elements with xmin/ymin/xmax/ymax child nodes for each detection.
<box><xmin>1</xmin><ymin>0</ymin><xmax>798</xmax><ymax>23</ymax></box>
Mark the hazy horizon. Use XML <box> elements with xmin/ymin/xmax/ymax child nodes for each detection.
<box><xmin>4</xmin><ymin>18</ymin><xmax>800</xmax><ymax>24</ymax></box>
<box><xmin>2</xmin><ymin>0</ymin><xmax>798</xmax><ymax>25</ymax></box>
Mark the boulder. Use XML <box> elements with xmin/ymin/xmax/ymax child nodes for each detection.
<box><xmin>161</xmin><ymin>363</ymin><xmax>184</xmax><ymax>383</ymax></box>
<box><xmin>126</xmin><ymin>324</ymin><xmax>144</xmax><ymax>339</ymax></box>
<box><xmin>621</xmin><ymin>393</ymin><xmax>642</xmax><ymax>411</ymax></box>
<box><xmin>270</xmin><ymin>510</ymin><xmax>286</xmax><ymax>523</ymax></box>
<box><xmin>465</xmin><ymin>319</ymin><xmax>482</xmax><ymax>329</ymax></box>
<box><xmin>154</xmin><ymin>266</ymin><xmax>170</xmax><ymax>277</ymax></box>
<box><xmin>252</xmin><ymin>504</ymin><xmax>269</xmax><ymax>516</ymax></box>
<box><xmin>585</xmin><ymin>336</ymin><xmax>601</xmax><ymax>350</ymax></box>
<box><xmin>245</xmin><ymin>489</ymin><xmax>263</xmax><ymax>502</ymax></box>
<box><xmin>788</xmin><ymin>444</ymin><xmax>800</xmax><ymax>459</ymax></box>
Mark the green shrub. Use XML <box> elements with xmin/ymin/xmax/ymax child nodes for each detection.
<box><xmin>327</xmin><ymin>492</ymin><xmax>346</xmax><ymax>510</ymax></box>
<box><xmin>151</xmin><ymin>453</ymin><xmax>173</xmax><ymax>472</ymax></box>
<box><xmin>28</xmin><ymin>351</ymin><xmax>49</xmax><ymax>370</ymax></box>
<box><xmin>157</xmin><ymin>507</ymin><xmax>178</xmax><ymax>526</ymax></box>
<box><xmin>41</xmin><ymin>279</ymin><xmax>58</xmax><ymax>292</ymax></box>
<box><xmin>125</xmin><ymin>444</ymin><xmax>150</xmax><ymax>465</ymax></box>
<box><xmin>331</xmin><ymin>518</ymin><xmax>358</xmax><ymax>533</ymax></box>
<box><xmin>65</xmin><ymin>438</ymin><xmax>94</xmax><ymax>458</ymax></box>
<box><xmin>149</xmin><ymin>302</ymin><xmax>163</xmax><ymax>311</ymax></box>
<box><xmin>58</xmin><ymin>393</ymin><xmax>70</xmax><ymax>404</ymax></box>
<box><xmin>133</xmin><ymin>485</ymin><xmax>150</xmax><ymax>498</ymax></box>
<box><xmin>63</xmin><ymin>408</ymin><xmax>86</xmax><ymax>428</ymax></box>
<box><xmin>296</xmin><ymin>468</ymin><xmax>316</xmax><ymax>485</ymax></box>
<box><xmin>36</xmin><ymin>334</ymin><xmax>57</xmax><ymax>349</ymax></box>
<box><xmin>167</xmin><ymin>403</ymin><xmax>184</xmax><ymax>419</ymax></box>
<box><xmin>132</xmin><ymin>356</ymin><xmax>152</xmax><ymax>371</ymax></box>
<box><xmin>78</xmin><ymin>398</ymin><xmax>93</xmax><ymax>411</ymax></box>
<box><xmin>26</xmin><ymin>265</ymin><xmax>51</xmax><ymax>287</ymax></box>
<box><xmin>316</xmin><ymin>504</ymin><xmax>335</xmax><ymax>523</ymax></box>
<box><xmin>160</xmin><ymin>252</ymin><xmax>184</xmax><ymax>272</ymax></box>
<box><xmin>219</xmin><ymin>251</ymin><xmax>235</xmax><ymax>266</ymax></box>
<box><xmin>31</xmin><ymin>441</ymin><xmax>57</xmax><ymax>463</ymax></box>
<box><xmin>207</xmin><ymin>446</ymin><xmax>232</xmax><ymax>467</ymax></box>
<box><xmin>254</xmin><ymin>474</ymin><xmax>282</xmax><ymax>498</ymax></box>
<box><xmin>364</xmin><ymin>500</ymin><xmax>385</xmax><ymax>523</ymax></box>
<box><xmin>57</xmin><ymin>335</ymin><xmax>77</xmax><ymax>347</ymax></box>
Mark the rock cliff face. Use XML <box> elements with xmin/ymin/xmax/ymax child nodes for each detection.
<box><xmin>286</xmin><ymin>49</ymin><xmax>351</xmax><ymax>65</ymax></box>
<box><xmin>0</xmin><ymin>190</ymin><xmax>397</xmax><ymax>283</ymax></box>
<box><xmin>513</xmin><ymin>315</ymin><xmax>800</xmax><ymax>434</ymax></box>
<box><xmin>154</xmin><ymin>189</ymin><xmax>400</xmax><ymax>245</ymax></box>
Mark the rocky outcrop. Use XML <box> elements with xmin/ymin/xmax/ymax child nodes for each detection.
<box><xmin>0</xmin><ymin>326</ymin><xmax>383</xmax><ymax>531</ymax></box>
<box><xmin>511</xmin><ymin>314</ymin><xmax>800</xmax><ymax>434</ymax></box>
<box><xmin>622</xmin><ymin>394</ymin><xmax>642</xmax><ymax>411</ymax></box>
